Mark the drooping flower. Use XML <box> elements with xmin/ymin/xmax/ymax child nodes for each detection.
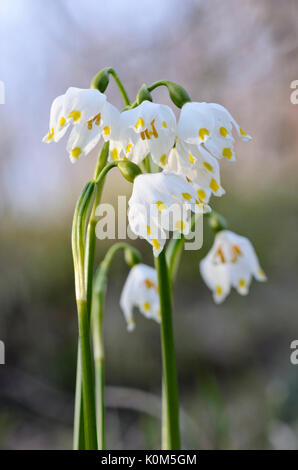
<box><xmin>175</xmin><ymin>102</ymin><xmax>251</xmax><ymax>163</ymax></box>
<box><xmin>43</xmin><ymin>87</ymin><xmax>107</xmax><ymax>162</ymax></box>
<box><xmin>120</xmin><ymin>263</ymin><xmax>160</xmax><ymax>331</ymax></box>
<box><xmin>122</xmin><ymin>100</ymin><xmax>177</xmax><ymax>166</ymax></box>
<box><xmin>128</xmin><ymin>171</ymin><xmax>211</xmax><ymax>257</ymax></box>
<box><xmin>166</xmin><ymin>141</ymin><xmax>225</xmax><ymax>200</ymax></box>
<box><xmin>200</xmin><ymin>230</ymin><xmax>266</xmax><ymax>303</ymax></box>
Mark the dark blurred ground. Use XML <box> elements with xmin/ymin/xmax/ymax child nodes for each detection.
<box><xmin>0</xmin><ymin>0</ymin><xmax>298</xmax><ymax>449</ymax></box>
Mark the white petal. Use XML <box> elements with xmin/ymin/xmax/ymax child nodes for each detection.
<box><xmin>63</xmin><ymin>87</ymin><xmax>106</xmax><ymax>124</ymax></box>
<box><xmin>66</xmin><ymin>121</ymin><xmax>102</xmax><ymax>163</ymax></box>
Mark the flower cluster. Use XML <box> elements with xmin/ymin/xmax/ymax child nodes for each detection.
<box><xmin>44</xmin><ymin>86</ymin><xmax>265</xmax><ymax>305</ymax></box>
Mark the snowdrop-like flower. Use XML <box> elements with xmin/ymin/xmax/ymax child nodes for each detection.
<box><xmin>128</xmin><ymin>171</ymin><xmax>211</xmax><ymax>257</ymax></box>
<box><xmin>122</xmin><ymin>100</ymin><xmax>176</xmax><ymax>165</ymax></box>
<box><xmin>43</xmin><ymin>87</ymin><xmax>107</xmax><ymax>162</ymax></box>
<box><xmin>176</xmin><ymin>102</ymin><xmax>251</xmax><ymax>162</ymax></box>
<box><xmin>120</xmin><ymin>263</ymin><xmax>160</xmax><ymax>331</ymax></box>
<box><xmin>166</xmin><ymin>141</ymin><xmax>225</xmax><ymax>200</ymax></box>
<box><xmin>200</xmin><ymin>230</ymin><xmax>266</xmax><ymax>303</ymax></box>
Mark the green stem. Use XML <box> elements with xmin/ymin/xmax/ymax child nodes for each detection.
<box><xmin>77</xmin><ymin>299</ymin><xmax>98</xmax><ymax>449</ymax></box>
<box><xmin>73</xmin><ymin>344</ymin><xmax>85</xmax><ymax>449</ymax></box>
<box><xmin>74</xmin><ymin>143</ymin><xmax>111</xmax><ymax>449</ymax></box>
<box><xmin>92</xmin><ymin>276</ymin><xmax>105</xmax><ymax>449</ymax></box>
<box><xmin>155</xmin><ymin>249</ymin><xmax>180</xmax><ymax>450</ymax></box>
<box><xmin>108</xmin><ymin>68</ymin><xmax>131</xmax><ymax>106</ymax></box>
<box><xmin>91</xmin><ymin>243</ymin><xmax>140</xmax><ymax>449</ymax></box>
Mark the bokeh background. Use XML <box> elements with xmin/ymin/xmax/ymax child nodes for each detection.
<box><xmin>1</xmin><ymin>0</ymin><xmax>298</xmax><ymax>450</ymax></box>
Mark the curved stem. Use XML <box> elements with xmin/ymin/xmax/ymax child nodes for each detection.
<box><xmin>155</xmin><ymin>249</ymin><xmax>180</xmax><ymax>450</ymax></box>
<box><xmin>108</xmin><ymin>68</ymin><xmax>131</xmax><ymax>106</ymax></box>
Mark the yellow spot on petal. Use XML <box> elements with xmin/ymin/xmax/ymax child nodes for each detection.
<box><xmin>219</xmin><ymin>126</ymin><xmax>228</xmax><ymax>137</ymax></box>
<box><xmin>182</xmin><ymin>192</ymin><xmax>192</xmax><ymax>201</ymax></box>
<box><xmin>146</xmin><ymin>225</ymin><xmax>151</xmax><ymax>235</ymax></box>
<box><xmin>47</xmin><ymin>128</ymin><xmax>55</xmax><ymax>141</ymax></box>
<box><xmin>197</xmin><ymin>189</ymin><xmax>206</xmax><ymax>202</ymax></box>
<box><xmin>71</xmin><ymin>147</ymin><xmax>82</xmax><ymax>159</ymax></box>
<box><xmin>210</xmin><ymin>178</ymin><xmax>219</xmax><ymax>192</ymax></box>
<box><xmin>151</xmin><ymin>120</ymin><xmax>159</xmax><ymax>138</ymax></box>
<box><xmin>156</xmin><ymin>201</ymin><xmax>168</xmax><ymax>212</ymax></box>
<box><xmin>59</xmin><ymin>116</ymin><xmax>66</xmax><ymax>127</ymax></box>
<box><xmin>186</xmin><ymin>176</ymin><xmax>192</xmax><ymax>183</ymax></box>
<box><xmin>238</xmin><ymin>278</ymin><xmax>246</xmax><ymax>288</ymax></box>
<box><xmin>258</xmin><ymin>268</ymin><xmax>266</xmax><ymax>278</ymax></box>
<box><xmin>144</xmin><ymin>279</ymin><xmax>158</xmax><ymax>292</ymax></box>
<box><xmin>143</xmin><ymin>302</ymin><xmax>151</xmax><ymax>311</ymax></box>
<box><xmin>175</xmin><ymin>220</ymin><xmax>186</xmax><ymax>231</ymax></box>
<box><xmin>152</xmin><ymin>239</ymin><xmax>160</xmax><ymax>251</ymax></box>
<box><xmin>240</xmin><ymin>128</ymin><xmax>247</xmax><ymax>136</ymax></box>
<box><xmin>217</xmin><ymin>247</ymin><xmax>226</xmax><ymax>263</ymax></box>
<box><xmin>162</xmin><ymin>121</ymin><xmax>167</xmax><ymax>128</ymax></box>
<box><xmin>203</xmin><ymin>161</ymin><xmax>213</xmax><ymax>172</ymax></box>
<box><xmin>111</xmin><ymin>148</ymin><xmax>119</xmax><ymax>161</ymax></box>
<box><xmin>160</xmin><ymin>154</ymin><xmax>167</xmax><ymax>165</ymax></box>
<box><xmin>104</xmin><ymin>126</ymin><xmax>110</xmax><ymax>135</ymax></box>
<box><xmin>215</xmin><ymin>285</ymin><xmax>223</xmax><ymax>296</ymax></box>
<box><xmin>126</xmin><ymin>143</ymin><xmax>132</xmax><ymax>153</ymax></box>
<box><xmin>135</xmin><ymin>117</ymin><xmax>144</xmax><ymax>129</ymax></box>
<box><xmin>199</xmin><ymin>128</ymin><xmax>210</xmax><ymax>141</ymax></box>
<box><xmin>188</xmin><ymin>153</ymin><xmax>195</xmax><ymax>164</ymax></box>
<box><xmin>222</xmin><ymin>147</ymin><xmax>233</xmax><ymax>159</ymax></box>
<box><xmin>68</xmin><ymin>110</ymin><xmax>81</xmax><ymax>122</ymax></box>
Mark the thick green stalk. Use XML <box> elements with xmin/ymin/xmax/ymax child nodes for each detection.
<box><xmin>77</xmin><ymin>299</ymin><xmax>98</xmax><ymax>449</ymax></box>
<box><xmin>155</xmin><ymin>249</ymin><xmax>180</xmax><ymax>450</ymax></box>
<box><xmin>72</xmin><ymin>182</ymin><xmax>98</xmax><ymax>449</ymax></box>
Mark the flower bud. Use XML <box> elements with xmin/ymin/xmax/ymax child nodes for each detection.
<box><xmin>117</xmin><ymin>161</ymin><xmax>142</xmax><ymax>183</ymax></box>
<box><xmin>165</xmin><ymin>81</ymin><xmax>191</xmax><ymax>108</ymax></box>
<box><xmin>208</xmin><ymin>211</ymin><xmax>228</xmax><ymax>233</ymax></box>
<box><xmin>136</xmin><ymin>84</ymin><xmax>153</xmax><ymax>105</ymax></box>
<box><xmin>124</xmin><ymin>247</ymin><xmax>142</xmax><ymax>268</ymax></box>
<box><xmin>91</xmin><ymin>68</ymin><xmax>110</xmax><ymax>93</ymax></box>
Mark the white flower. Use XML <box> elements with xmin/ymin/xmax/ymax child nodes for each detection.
<box><xmin>122</xmin><ymin>100</ymin><xmax>176</xmax><ymax>165</ymax></box>
<box><xmin>120</xmin><ymin>263</ymin><xmax>160</xmax><ymax>331</ymax></box>
<box><xmin>166</xmin><ymin>141</ymin><xmax>225</xmax><ymax>199</ymax></box>
<box><xmin>43</xmin><ymin>87</ymin><xmax>107</xmax><ymax>162</ymax></box>
<box><xmin>200</xmin><ymin>230</ymin><xmax>266</xmax><ymax>303</ymax></box>
<box><xmin>128</xmin><ymin>171</ymin><xmax>211</xmax><ymax>257</ymax></box>
<box><xmin>176</xmin><ymin>102</ymin><xmax>251</xmax><ymax>162</ymax></box>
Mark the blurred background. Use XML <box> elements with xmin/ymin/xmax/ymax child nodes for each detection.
<box><xmin>0</xmin><ymin>0</ymin><xmax>298</xmax><ymax>450</ymax></box>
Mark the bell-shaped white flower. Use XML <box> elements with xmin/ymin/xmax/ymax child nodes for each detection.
<box><xmin>177</xmin><ymin>102</ymin><xmax>251</xmax><ymax>162</ymax></box>
<box><xmin>43</xmin><ymin>87</ymin><xmax>107</xmax><ymax>162</ymax></box>
<box><xmin>120</xmin><ymin>263</ymin><xmax>160</xmax><ymax>331</ymax></box>
<box><xmin>200</xmin><ymin>230</ymin><xmax>266</xmax><ymax>303</ymax></box>
<box><xmin>128</xmin><ymin>171</ymin><xmax>211</xmax><ymax>257</ymax></box>
<box><xmin>166</xmin><ymin>141</ymin><xmax>225</xmax><ymax>199</ymax></box>
<box><xmin>122</xmin><ymin>101</ymin><xmax>176</xmax><ymax>165</ymax></box>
